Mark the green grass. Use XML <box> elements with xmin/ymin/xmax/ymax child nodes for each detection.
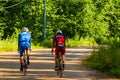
<box><xmin>40</xmin><ymin>36</ymin><xmax>98</xmax><ymax>48</ymax></box>
<box><xmin>0</xmin><ymin>38</ymin><xmax>43</xmax><ymax>52</ymax></box>
<box><xmin>66</xmin><ymin>36</ymin><xmax>97</xmax><ymax>47</ymax></box>
<box><xmin>83</xmin><ymin>39</ymin><xmax>120</xmax><ymax>77</ymax></box>
<box><xmin>0</xmin><ymin>38</ymin><xmax>18</xmax><ymax>52</ymax></box>
<box><xmin>0</xmin><ymin>36</ymin><xmax>98</xmax><ymax>52</ymax></box>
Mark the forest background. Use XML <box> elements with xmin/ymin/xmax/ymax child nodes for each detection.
<box><xmin>0</xmin><ymin>0</ymin><xmax>120</xmax><ymax>51</ymax></box>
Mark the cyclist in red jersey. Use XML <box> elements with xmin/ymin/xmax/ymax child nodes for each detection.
<box><xmin>51</xmin><ymin>30</ymin><xmax>66</xmax><ymax>70</ymax></box>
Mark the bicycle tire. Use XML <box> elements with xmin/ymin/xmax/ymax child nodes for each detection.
<box><xmin>23</xmin><ymin>49</ymin><xmax>27</xmax><ymax>76</ymax></box>
<box><xmin>57</xmin><ymin>69</ymin><xmax>59</xmax><ymax>76</ymax></box>
<box><xmin>59</xmin><ymin>62</ymin><xmax>63</xmax><ymax>78</ymax></box>
<box><xmin>56</xmin><ymin>52</ymin><xmax>63</xmax><ymax>78</ymax></box>
<box><xmin>23</xmin><ymin>67</ymin><xmax>26</xmax><ymax>76</ymax></box>
<box><xmin>23</xmin><ymin>59</ymin><xmax>27</xmax><ymax>76</ymax></box>
<box><xmin>56</xmin><ymin>60</ymin><xmax>60</xmax><ymax>76</ymax></box>
<box><xmin>59</xmin><ymin>69</ymin><xmax>63</xmax><ymax>78</ymax></box>
<box><xmin>57</xmin><ymin>65</ymin><xmax>63</xmax><ymax>78</ymax></box>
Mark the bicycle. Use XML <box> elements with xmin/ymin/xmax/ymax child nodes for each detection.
<box><xmin>56</xmin><ymin>52</ymin><xmax>64</xmax><ymax>78</ymax></box>
<box><xmin>23</xmin><ymin>49</ymin><xmax>28</xmax><ymax>76</ymax></box>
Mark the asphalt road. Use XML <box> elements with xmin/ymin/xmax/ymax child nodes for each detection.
<box><xmin>0</xmin><ymin>47</ymin><xmax>118</xmax><ymax>80</ymax></box>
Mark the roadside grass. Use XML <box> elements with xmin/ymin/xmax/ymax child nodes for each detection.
<box><xmin>0</xmin><ymin>36</ymin><xmax>97</xmax><ymax>52</ymax></box>
<box><xmin>40</xmin><ymin>36</ymin><xmax>98</xmax><ymax>48</ymax></box>
<box><xmin>66</xmin><ymin>37</ymin><xmax>97</xmax><ymax>47</ymax></box>
<box><xmin>0</xmin><ymin>38</ymin><xmax>17</xmax><ymax>52</ymax></box>
<box><xmin>0</xmin><ymin>38</ymin><xmax>43</xmax><ymax>52</ymax></box>
<box><xmin>83</xmin><ymin>40</ymin><xmax>120</xmax><ymax>77</ymax></box>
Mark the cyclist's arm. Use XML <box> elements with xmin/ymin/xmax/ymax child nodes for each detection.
<box><xmin>29</xmin><ymin>39</ymin><xmax>31</xmax><ymax>49</ymax></box>
<box><xmin>52</xmin><ymin>38</ymin><xmax>55</xmax><ymax>50</ymax></box>
<box><xmin>18</xmin><ymin>34</ymin><xmax>20</xmax><ymax>51</ymax></box>
<box><xmin>29</xmin><ymin>34</ymin><xmax>32</xmax><ymax>51</ymax></box>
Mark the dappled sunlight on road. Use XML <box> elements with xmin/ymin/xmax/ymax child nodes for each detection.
<box><xmin>31</xmin><ymin>60</ymin><xmax>54</xmax><ymax>63</ymax></box>
<box><xmin>0</xmin><ymin>59</ymin><xmax>19</xmax><ymax>62</ymax></box>
<box><xmin>0</xmin><ymin>48</ymin><xmax>118</xmax><ymax>80</ymax></box>
<box><xmin>0</xmin><ymin>51</ymin><xmax>93</xmax><ymax>80</ymax></box>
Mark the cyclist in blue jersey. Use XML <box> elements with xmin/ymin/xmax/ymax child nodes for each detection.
<box><xmin>18</xmin><ymin>27</ymin><xmax>32</xmax><ymax>71</ymax></box>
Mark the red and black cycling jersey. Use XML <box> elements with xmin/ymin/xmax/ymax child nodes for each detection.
<box><xmin>53</xmin><ymin>34</ymin><xmax>65</xmax><ymax>48</ymax></box>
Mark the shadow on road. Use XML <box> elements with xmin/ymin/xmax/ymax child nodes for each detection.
<box><xmin>0</xmin><ymin>49</ymin><xmax>118</xmax><ymax>80</ymax></box>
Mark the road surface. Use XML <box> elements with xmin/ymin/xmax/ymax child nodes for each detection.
<box><xmin>0</xmin><ymin>47</ymin><xmax>119</xmax><ymax>80</ymax></box>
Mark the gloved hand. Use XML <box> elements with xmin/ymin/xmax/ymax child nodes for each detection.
<box><xmin>51</xmin><ymin>49</ymin><xmax>54</xmax><ymax>55</ymax></box>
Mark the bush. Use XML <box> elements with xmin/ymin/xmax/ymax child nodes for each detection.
<box><xmin>83</xmin><ymin>39</ymin><xmax>120</xmax><ymax>77</ymax></box>
<box><xmin>40</xmin><ymin>38</ymin><xmax>52</xmax><ymax>48</ymax></box>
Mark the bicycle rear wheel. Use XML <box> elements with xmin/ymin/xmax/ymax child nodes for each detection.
<box><xmin>22</xmin><ymin>49</ymin><xmax>28</xmax><ymax>76</ymax></box>
<box><xmin>56</xmin><ymin>56</ymin><xmax>63</xmax><ymax>77</ymax></box>
<box><xmin>57</xmin><ymin>66</ymin><xmax>63</xmax><ymax>77</ymax></box>
<box><xmin>57</xmin><ymin>69</ymin><xmax>59</xmax><ymax>76</ymax></box>
<box><xmin>23</xmin><ymin>67</ymin><xmax>26</xmax><ymax>76</ymax></box>
<box><xmin>23</xmin><ymin>60</ymin><xmax>27</xmax><ymax>76</ymax></box>
<box><xmin>59</xmin><ymin>63</ymin><xmax>63</xmax><ymax>78</ymax></box>
<box><xmin>59</xmin><ymin>69</ymin><xmax>63</xmax><ymax>77</ymax></box>
<box><xmin>23</xmin><ymin>52</ymin><xmax>28</xmax><ymax>76</ymax></box>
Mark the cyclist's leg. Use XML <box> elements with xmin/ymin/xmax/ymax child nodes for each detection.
<box><xmin>61</xmin><ymin>47</ymin><xmax>65</xmax><ymax>70</ymax></box>
<box><xmin>25</xmin><ymin>46</ymin><xmax>30</xmax><ymax>65</ymax></box>
<box><xmin>61</xmin><ymin>55</ymin><xmax>65</xmax><ymax>63</ymax></box>
<box><xmin>61</xmin><ymin>47</ymin><xmax>65</xmax><ymax>62</ymax></box>
<box><xmin>55</xmin><ymin>55</ymin><xmax>57</xmax><ymax>70</ymax></box>
<box><xmin>55</xmin><ymin>47</ymin><xmax>59</xmax><ymax>70</ymax></box>
<box><xmin>19</xmin><ymin>47</ymin><xmax>24</xmax><ymax>71</ymax></box>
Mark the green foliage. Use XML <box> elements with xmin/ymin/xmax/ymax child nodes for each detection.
<box><xmin>67</xmin><ymin>35</ymin><xmax>97</xmax><ymax>47</ymax></box>
<box><xmin>0</xmin><ymin>28</ymin><xmax>19</xmax><ymax>51</ymax></box>
<box><xmin>0</xmin><ymin>35</ymin><xmax>18</xmax><ymax>52</ymax></box>
<box><xmin>84</xmin><ymin>39</ymin><xmax>120</xmax><ymax>77</ymax></box>
<box><xmin>0</xmin><ymin>0</ymin><xmax>120</xmax><ymax>47</ymax></box>
<box><xmin>40</xmin><ymin>38</ymin><xmax>52</xmax><ymax>48</ymax></box>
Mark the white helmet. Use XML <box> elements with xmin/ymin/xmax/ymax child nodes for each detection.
<box><xmin>22</xmin><ymin>27</ymin><xmax>29</xmax><ymax>32</ymax></box>
<box><xmin>56</xmin><ymin>30</ymin><xmax>62</xmax><ymax>34</ymax></box>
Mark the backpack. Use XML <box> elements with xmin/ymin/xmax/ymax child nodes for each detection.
<box><xmin>55</xmin><ymin>35</ymin><xmax>65</xmax><ymax>48</ymax></box>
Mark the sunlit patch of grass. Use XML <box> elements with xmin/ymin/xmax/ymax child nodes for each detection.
<box><xmin>0</xmin><ymin>39</ymin><xmax>44</xmax><ymax>52</ymax></box>
<box><xmin>66</xmin><ymin>36</ymin><xmax>97</xmax><ymax>47</ymax></box>
<box><xmin>0</xmin><ymin>34</ymin><xmax>98</xmax><ymax>52</ymax></box>
<box><xmin>0</xmin><ymin>38</ymin><xmax>17</xmax><ymax>52</ymax></box>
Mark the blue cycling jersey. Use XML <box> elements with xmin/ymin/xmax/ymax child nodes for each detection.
<box><xmin>18</xmin><ymin>32</ymin><xmax>31</xmax><ymax>56</ymax></box>
<box><xmin>18</xmin><ymin>32</ymin><xmax>31</xmax><ymax>42</ymax></box>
